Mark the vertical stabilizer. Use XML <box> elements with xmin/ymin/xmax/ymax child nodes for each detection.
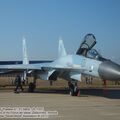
<box><xmin>23</xmin><ymin>37</ymin><xmax>29</xmax><ymax>64</ymax></box>
<box><xmin>22</xmin><ymin>37</ymin><xmax>29</xmax><ymax>81</ymax></box>
<box><xmin>58</xmin><ymin>37</ymin><xmax>67</xmax><ymax>58</ymax></box>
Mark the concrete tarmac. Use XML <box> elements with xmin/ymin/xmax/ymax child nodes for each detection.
<box><xmin>0</xmin><ymin>90</ymin><xmax>120</xmax><ymax>120</ymax></box>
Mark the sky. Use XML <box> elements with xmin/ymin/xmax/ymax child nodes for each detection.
<box><xmin>0</xmin><ymin>0</ymin><xmax>120</xmax><ymax>63</ymax></box>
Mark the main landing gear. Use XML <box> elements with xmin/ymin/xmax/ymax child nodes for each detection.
<box><xmin>68</xmin><ymin>81</ymin><xmax>79</xmax><ymax>96</ymax></box>
<box><xmin>28</xmin><ymin>74</ymin><xmax>37</xmax><ymax>92</ymax></box>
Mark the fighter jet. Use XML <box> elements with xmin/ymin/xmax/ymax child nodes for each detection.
<box><xmin>0</xmin><ymin>34</ymin><xmax>120</xmax><ymax>95</ymax></box>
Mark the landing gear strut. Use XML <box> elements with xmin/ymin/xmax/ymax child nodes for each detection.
<box><xmin>103</xmin><ymin>79</ymin><xmax>107</xmax><ymax>96</ymax></box>
<box><xmin>68</xmin><ymin>81</ymin><xmax>79</xmax><ymax>96</ymax></box>
<box><xmin>28</xmin><ymin>74</ymin><xmax>37</xmax><ymax>92</ymax></box>
<box><xmin>28</xmin><ymin>82</ymin><xmax>36</xmax><ymax>92</ymax></box>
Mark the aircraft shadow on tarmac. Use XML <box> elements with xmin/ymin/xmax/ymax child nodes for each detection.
<box><xmin>25</xmin><ymin>88</ymin><xmax>120</xmax><ymax>99</ymax></box>
<box><xmin>80</xmin><ymin>88</ymin><xmax>120</xmax><ymax>99</ymax></box>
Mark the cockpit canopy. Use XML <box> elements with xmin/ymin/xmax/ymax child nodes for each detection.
<box><xmin>76</xmin><ymin>33</ymin><xmax>108</xmax><ymax>61</ymax></box>
<box><xmin>76</xmin><ymin>33</ymin><xmax>96</xmax><ymax>56</ymax></box>
<box><xmin>87</xmin><ymin>49</ymin><xmax>107</xmax><ymax>61</ymax></box>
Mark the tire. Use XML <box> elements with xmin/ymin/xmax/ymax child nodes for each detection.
<box><xmin>69</xmin><ymin>89</ymin><xmax>75</xmax><ymax>96</ymax></box>
<box><xmin>28</xmin><ymin>82</ymin><xmax>35</xmax><ymax>92</ymax></box>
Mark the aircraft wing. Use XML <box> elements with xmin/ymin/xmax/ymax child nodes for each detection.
<box><xmin>0</xmin><ymin>63</ymin><xmax>87</xmax><ymax>73</ymax></box>
<box><xmin>0</xmin><ymin>63</ymin><xmax>48</xmax><ymax>75</ymax></box>
<box><xmin>0</xmin><ymin>64</ymin><xmax>85</xmax><ymax>71</ymax></box>
<box><xmin>0</xmin><ymin>63</ymin><xmax>87</xmax><ymax>82</ymax></box>
<box><xmin>0</xmin><ymin>64</ymin><xmax>44</xmax><ymax>70</ymax></box>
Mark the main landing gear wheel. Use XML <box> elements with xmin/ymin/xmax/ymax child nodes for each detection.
<box><xmin>28</xmin><ymin>82</ymin><xmax>36</xmax><ymax>92</ymax></box>
<box><xmin>68</xmin><ymin>81</ymin><xmax>79</xmax><ymax>96</ymax></box>
<box><xmin>28</xmin><ymin>74</ymin><xmax>37</xmax><ymax>92</ymax></box>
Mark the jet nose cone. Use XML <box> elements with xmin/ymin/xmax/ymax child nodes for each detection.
<box><xmin>98</xmin><ymin>61</ymin><xmax>120</xmax><ymax>80</ymax></box>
